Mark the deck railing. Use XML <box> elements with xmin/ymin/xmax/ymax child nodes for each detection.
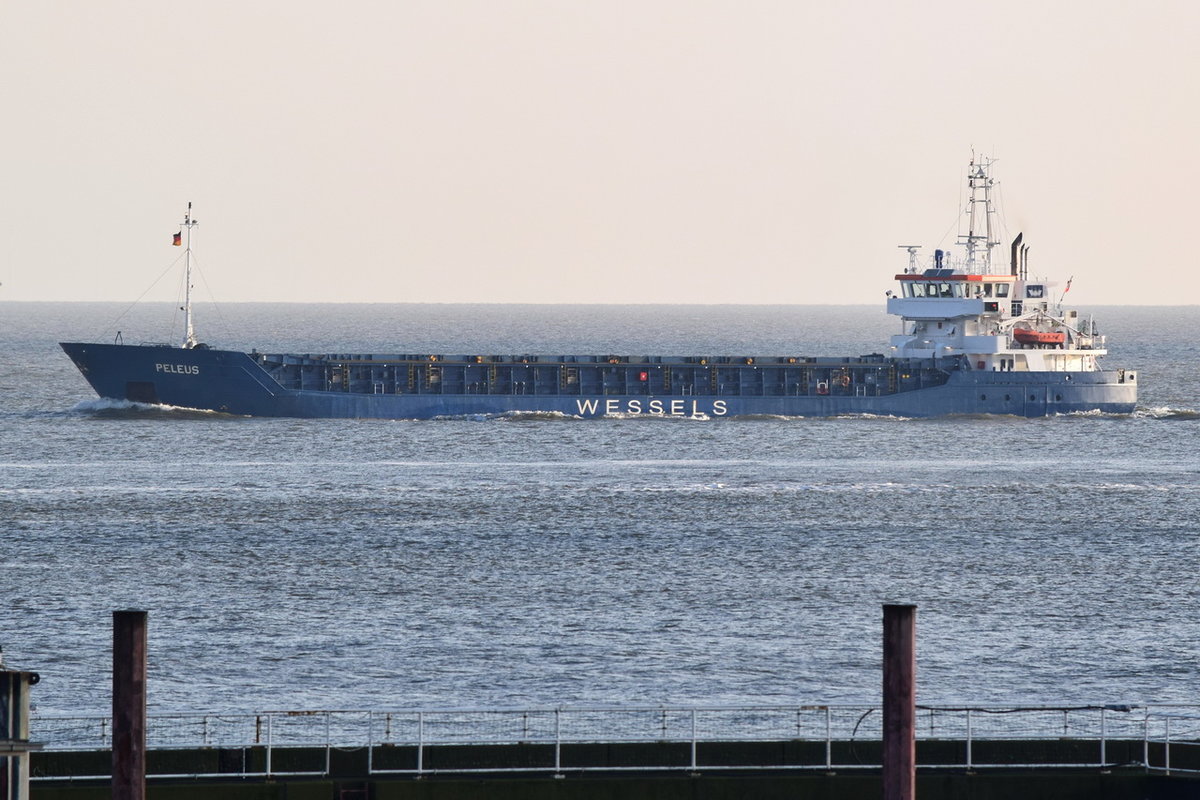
<box><xmin>29</xmin><ymin>703</ymin><xmax>1200</xmax><ymax>780</ymax></box>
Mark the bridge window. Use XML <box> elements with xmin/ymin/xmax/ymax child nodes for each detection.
<box><xmin>1026</xmin><ymin>284</ymin><xmax>1045</xmax><ymax>298</ymax></box>
<box><xmin>996</xmin><ymin>283</ymin><xmax>1011</xmax><ymax>297</ymax></box>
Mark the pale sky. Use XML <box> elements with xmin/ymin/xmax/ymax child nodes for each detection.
<box><xmin>1</xmin><ymin>0</ymin><xmax>1196</xmax><ymax>305</ymax></box>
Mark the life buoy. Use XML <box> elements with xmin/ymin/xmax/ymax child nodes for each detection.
<box><xmin>816</xmin><ymin>382</ymin><xmax>829</xmax><ymax>395</ymax></box>
<box><xmin>838</xmin><ymin>374</ymin><xmax>850</xmax><ymax>388</ymax></box>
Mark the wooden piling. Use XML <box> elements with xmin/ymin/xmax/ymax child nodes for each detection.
<box><xmin>883</xmin><ymin>604</ymin><xmax>916</xmax><ymax>800</ymax></box>
<box><xmin>112</xmin><ymin>611</ymin><xmax>147</xmax><ymax>800</ymax></box>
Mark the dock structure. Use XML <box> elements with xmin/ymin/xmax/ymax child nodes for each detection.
<box><xmin>26</xmin><ymin>725</ymin><xmax>1200</xmax><ymax>800</ymax></box>
<box><xmin>19</xmin><ymin>606</ymin><xmax>1200</xmax><ymax>798</ymax></box>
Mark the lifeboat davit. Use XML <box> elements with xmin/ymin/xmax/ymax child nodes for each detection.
<box><xmin>1013</xmin><ymin>328</ymin><xmax>1066</xmax><ymax>346</ymax></box>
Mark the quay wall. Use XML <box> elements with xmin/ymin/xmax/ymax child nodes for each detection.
<box><xmin>26</xmin><ymin>771</ymin><xmax>1200</xmax><ymax>800</ymax></box>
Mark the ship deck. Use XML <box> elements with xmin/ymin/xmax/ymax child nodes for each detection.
<box><xmin>252</xmin><ymin>352</ymin><xmax>954</xmax><ymax>398</ymax></box>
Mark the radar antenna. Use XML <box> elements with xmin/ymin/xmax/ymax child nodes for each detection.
<box><xmin>898</xmin><ymin>245</ymin><xmax>921</xmax><ymax>274</ymax></box>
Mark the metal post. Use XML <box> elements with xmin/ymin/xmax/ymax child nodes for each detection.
<box><xmin>554</xmin><ymin>709</ymin><xmax>562</xmax><ymax>777</ymax></box>
<box><xmin>324</xmin><ymin>711</ymin><xmax>331</xmax><ymax>776</ymax></box>
<box><xmin>417</xmin><ymin>712</ymin><xmax>424</xmax><ymax>775</ymax></box>
<box><xmin>966</xmin><ymin>709</ymin><xmax>972</xmax><ymax>770</ymax></box>
<box><xmin>1142</xmin><ymin>709</ymin><xmax>1149</xmax><ymax>770</ymax></box>
<box><xmin>1100</xmin><ymin>707</ymin><xmax>1107</xmax><ymax>767</ymax></box>
<box><xmin>825</xmin><ymin>707</ymin><xmax>832</xmax><ymax>771</ymax></box>
<box><xmin>882</xmin><ymin>604</ymin><xmax>916</xmax><ymax>800</ymax></box>
<box><xmin>366</xmin><ymin>711</ymin><xmax>374</xmax><ymax>776</ymax></box>
<box><xmin>1165</xmin><ymin>717</ymin><xmax>1171</xmax><ymax>776</ymax></box>
<box><xmin>690</xmin><ymin>709</ymin><xmax>697</xmax><ymax>771</ymax></box>
<box><xmin>112</xmin><ymin>610</ymin><xmax>147</xmax><ymax>800</ymax></box>
<box><xmin>1</xmin><ymin>670</ymin><xmax>42</xmax><ymax>800</ymax></box>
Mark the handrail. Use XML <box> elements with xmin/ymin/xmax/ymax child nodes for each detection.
<box><xmin>28</xmin><ymin>703</ymin><xmax>1200</xmax><ymax>781</ymax></box>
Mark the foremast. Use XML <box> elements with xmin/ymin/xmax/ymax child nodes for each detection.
<box><xmin>180</xmin><ymin>202</ymin><xmax>199</xmax><ymax>350</ymax></box>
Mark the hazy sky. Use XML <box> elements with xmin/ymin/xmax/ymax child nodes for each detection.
<box><xmin>2</xmin><ymin>1</ymin><xmax>1196</xmax><ymax>305</ymax></box>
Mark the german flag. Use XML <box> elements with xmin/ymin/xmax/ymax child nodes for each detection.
<box><xmin>173</xmin><ymin>231</ymin><xmax>182</xmax><ymax>246</ymax></box>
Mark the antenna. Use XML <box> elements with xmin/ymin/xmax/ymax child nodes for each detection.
<box><xmin>898</xmin><ymin>245</ymin><xmax>921</xmax><ymax>274</ymax></box>
<box><xmin>181</xmin><ymin>203</ymin><xmax>199</xmax><ymax>349</ymax></box>
<box><xmin>959</xmin><ymin>156</ymin><xmax>1000</xmax><ymax>275</ymax></box>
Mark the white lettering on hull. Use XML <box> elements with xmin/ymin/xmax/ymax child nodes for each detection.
<box><xmin>576</xmin><ymin>398</ymin><xmax>729</xmax><ymax>417</ymax></box>
<box><xmin>155</xmin><ymin>363</ymin><xmax>200</xmax><ymax>375</ymax></box>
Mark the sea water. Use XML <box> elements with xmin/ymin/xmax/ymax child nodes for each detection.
<box><xmin>0</xmin><ymin>302</ymin><xmax>1197</xmax><ymax>716</ymax></box>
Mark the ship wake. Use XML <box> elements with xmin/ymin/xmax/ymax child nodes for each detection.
<box><xmin>70</xmin><ymin>398</ymin><xmax>235</xmax><ymax>420</ymax></box>
<box><xmin>1134</xmin><ymin>406</ymin><xmax>1200</xmax><ymax>421</ymax></box>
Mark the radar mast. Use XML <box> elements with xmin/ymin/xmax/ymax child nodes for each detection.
<box><xmin>960</xmin><ymin>155</ymin><xmax>1000</xmax><ymax>275</ymax></box>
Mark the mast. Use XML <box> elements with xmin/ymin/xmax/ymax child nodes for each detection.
<box><xmin>960</xmin><ymin>155</ymin><xmax>1000</xmax><ymax>275</ymax></box>
<box><xmin>181</xmin><ymin>202</ymin><xmax>198</xmax><ymax>349</ymax></box>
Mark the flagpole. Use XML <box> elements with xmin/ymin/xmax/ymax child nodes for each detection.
<box><xmin>1057</xmin><ymin>275</ymin><xmax>1073</xmax><ymax>309</ymax></box>
<box><xmin>182</xmin><ymin>202</ymin><xmax>198</xmax><ymax>349</ymax></box>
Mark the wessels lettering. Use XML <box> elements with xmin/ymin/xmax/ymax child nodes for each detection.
<box><xmin>155</xmin><ymin>363</ymin><xmax>200</xmax><ymax>375</ymax></box>
<box><xmin>575</xmin><ymin>398</ymin><xmax>728</xmax><ymax>417</ymax></box>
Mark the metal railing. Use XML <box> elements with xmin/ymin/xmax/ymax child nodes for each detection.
<box><xmin>29</xmin><ymin>703</ymin><xmax>1200</xmax><ymax>780</ymax></box>
<box><xmin>1142</xmin><ymin>707</ymin><xmax>1200</xmax><ymax>776</ymax></box>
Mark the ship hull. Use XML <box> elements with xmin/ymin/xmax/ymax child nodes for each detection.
<box><xmin>60</xmin><ymin>343</ymin><xmax>1138</xmax><ymax>419</ymax></box>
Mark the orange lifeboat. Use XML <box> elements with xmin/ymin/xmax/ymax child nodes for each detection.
<box><xmin>1013</xmin><ymin>328</ymin><xmax>1066</xmax><ymax>346</ymax></box>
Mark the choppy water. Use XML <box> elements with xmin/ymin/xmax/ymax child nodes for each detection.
<box><xmin>1</xmin><ymin>302</ymin><xmax>1197</xmax><ymax>716</ymax></box>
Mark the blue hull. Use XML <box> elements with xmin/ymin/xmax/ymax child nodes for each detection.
<box><xmin>60</xmin><ymin>342</ymin><xmax>1137</xmax><ymax>419</ymax></box>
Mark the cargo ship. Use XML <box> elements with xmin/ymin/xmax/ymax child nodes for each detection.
<box><xmin>61</xmin><ymin>159</ymin><xmax>1137</xmax><ymax>419</ymax></box>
